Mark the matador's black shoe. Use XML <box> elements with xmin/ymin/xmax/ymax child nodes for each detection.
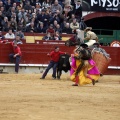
<box><xmin>100</xmin><ymin>73</ymin><xmax>103</xmax><ymax>76</ymax></box>
<box><xmin>92</xmin><ymin>79</ymin><xmax>95</xmax><ymax>85</ymax></box>
<box><xmin>72</xmin><ymin>83</ymin><xmax>78</xmax><ymax>86</ymax></box>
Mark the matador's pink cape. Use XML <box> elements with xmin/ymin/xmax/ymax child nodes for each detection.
<box><xmin>70</xmin><ymin>57</ymin><xmax>100</xmax><ymax>75</ymax></box>
<box><xmin>70</xmin><ymin>57</ymin><xmax>100</xmax><ymax>85</ymax></box>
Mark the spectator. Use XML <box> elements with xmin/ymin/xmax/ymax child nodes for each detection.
<box><xmin>0</xmin><ymin>1</ymin><xmax>5</xmax><ymax>8</ymax></box>
<box><xmin>4</xmin><ymin>21</ymin><xmax>12</xmax><ymax>32</ymax></box>
<box><xmin>35</xmin><ymin>2</ymin><xmax>41</xmax><ymax>11</ymax></box>
<box><xmin>69</xmin><ymin>13</ymin><xmax>76</xmax><ymax>23</ymax></box>
<box><xmin>0</xmin><ymin>11</ymin><xmax>4</xmax><ymax>30</ymax></box>
<box><xmin>60</xmin><ymin>19</ymin><xmax>67</xmax><ymax>29</ymax></box>
<box><xmin>29</xmin><ymin>0</ymin><xmax>36</xmax><ymax>7</ymax></box>
<box><xmin>31</xmin><ymin>16</ymin><xmax>39</xmax><ymax>28</ymax></box>
<box><xmin>0</xmin><ymin>31</ymin><xmax>5</xmax><ymax>40</ymax></box>
<box><xmin>37</xmin><ymin>22</ymin><xmax>46</xmax><ymax>33</ymax></box>
<box><xmin>0</xmin><ymin>10</ymin><xmax>4</xmax><ymax>19</ymax></box>
<box><xmin>62</xmin><ymin>5</ymin><xmax>73</xmax><ymax>21</ymax></box>
<box><xmin>42</xmin><ymin>32</ymin><xmax>53</xmax><ymax>40</ymax></box>
<box><xmin>16</xmin><ymin>28</ymin><xmax>25</xmax><ymax>39</ymax></box>
<box><xmin>71</xmin><ymin>0</ymin><xmax>75</xmax><ymax>5</ymax></box>
<box><xmin>42</xmin><ymin>0</ymin><xmax>52</xmax><ymax>8</ymax></box>
<box><xmin>0</xmin><ymin>31</ymin><xmax>8</xmax><ymax>43</ymax></box>
<box><xmin>55</xmin><ymin>9</ymin><xmax>63</xmax><ymax>24</ymax></box>
<box><xmin>53</xmin><ymin>31</ymin><xmax>62</xmax><ymax>40</ymax></box>
<box><xmin>45</xmin><ymin>5</ymin><xmax>52</xmax><ymax>14</ymax></box>
<box><xmin>24</xmin><ymin>11</ymin><xmax>32</xmax><ymax>25</ymax></box>
<box><xmin>10</xmin><ymin>17</ymin><xmax>17</xmax><ymax>31</ymax></box>
<box><xmin>51</xmin><ymin>0</ymin><xmax>63</xmax><ymax>14</ymax></box>
<box><xmin>5</xmin><ymin>0</ymin><xmax>12</xmax><ymax>11</ymax></box>
<box><xmin>13</xmin><ymin>34</ymin><xmax>23</xmax><ymax>44</ymax></box>
<box><xmin>46</xmin><ymin>24</ymin><xmax>55</xmax><ymax>35</ymax></box>
<box><xmin>12</xmin><ymin>2</ymin><xmax>19</xmax><ymax>13</ymax></box>
<box><xmin>63</xmin><ymin>0</ymin><xmax>71</xmax><ymax>6</ymax></box>
<box><xmin>24</xmin><ymin>1</ymin><xmax>33</xmax><ymax>11</ymax></box>
<box><xmin>17</xmin><ymin>22</ymin><xmax>26</xmax><ymax>32</ymax></box>
<box><xmin>55</xmin><ymin>24</ymin><xmax>62</xmax><ymax>34</ymax></box>
<box><xmin>6</xmin><ymin>6</ymin><xmax>17</xmax><ymax>21</ymax></box>
<box><xmin>53</xmin><ymin>20</ymin><xmax>58</xmax><ymax>29</ymax></box>
<box><xmin>0</xmin><ymin>7</ymin><xmax>6</xmax><ymax>18</ymax></box>
<box><xmin>1</xmin><ymin>17</ymin><xmax>9</xmax><ymax>31</ymax></box>
<box><xmin>22</xmin><ymin>0</ymin><xmax>26</xmax><ymax>7</ymax></box>
<box><xmin>9</xmin><ymin>42</ymin><xmax>22</xmax><ymax>73</ymax></box>
<box><xmin>32</xmin><ymin>12</ymin><xmax>36</xmax><ymax>19</ymax></box>
<box><xmin>44</xmin><ymin>8</ymin><xmax>50</xmax><ymax>27</ymax></box>
<box><xmin>70</xmin><ymin>18</ymin><xmax>79</xmax><ymax>33</ymax></box>
<box><xmin>79</xmin><ymin>17</ymin><xmax>87</xmax><ymax>40</ymax></box>
<box><xmin>36</xmin><ymin>0</ymin><xmax>42</xmax><ymax>4</ymax></box>
<box><xmin>79</xmin><ymin>17</ymin><xmax>87</xmax><ymax>30</ymax></box>
<box><xmin>37</xmin><ymin>9</ymin><xmax>49</xmax><ymax>27</ymax></box>
<box><xmin>40</xmin><ymin>46</ymin><xmax>66</xmax><ymax>79</ymax></box>
<box><xmin>17</xmin><ymin>8</ymin><xmax>27</xmax><ymax>22</ymax></box>
<box><xmin>72</xmin><ymin>0</ymin><xmax>82</xmax><ymax>22</ymax></box>
<box><xmin>49</xmin><ymin>10</ymin><xmax>61</xmax><ymax>24</ymax></box>
<box><xmin>62</xmin><ymin>22</ymin><xmax>72</xmax><ymax>34</ymax></box>
<box><xmin>5</xmin><ymin>29</ymin><xmax>15</xmax><ymax>39</ymax></box>
<box><xmin>11</xmin><ymin>12</ymin><xmax>17</xmax><ymax>22</ymax></box>
<box><xmin>27</xmin><ymin>9</ymin><xmax>33</xmax><ymax>20</ymax></box>
<box><xmin>25</xmin><ymin>22</ymin><xmax>37</xmax><ymax>32</ymax></box>
<box><xmin>58</xmin><ymin>0</ymin><xmax>64</xmax><ymax>7</ymax></box>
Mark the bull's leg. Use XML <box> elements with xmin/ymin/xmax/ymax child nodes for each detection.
<box><xmin>59</xmin><ymin>71</ymin><xmax>62</xmax><ymax>79</ymax></box>
<box><xmin>57</xmin><ymin>70</ymin><xmax>61</xmax><ymax>79</ymax></box>
<box><xmin>57</xmin><ymin>69</ymin><xmax>59</xmax><ymax>79</ymax></box>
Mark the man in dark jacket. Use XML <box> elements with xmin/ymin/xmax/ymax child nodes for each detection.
<box><xmin>42</xmin><ymin>32</ymin><xmax>53</xmax><ymax>40</ymax></box>
<box><xmin>79</xmin><ymin>17</ymin><xmax>87</xmax><ymax>40</ymax></box>
<box><xmin>26</xmin><ymin>22</ymin><xmax>37</xmax><ymax>32</ymax></box>
<box><xmin>37</xmin><ymin>22</ymin><xmax>46</xmax><ymax>33</ymax></box>
<box><xmin>62</xmin><ymin>23</ymin><xmax>72</xmax><ymax>34</ymax></box>
<box><xmin>72</xmin><ymin>0</ymin><xmax>82</xmax><ymax>22</ymax></box>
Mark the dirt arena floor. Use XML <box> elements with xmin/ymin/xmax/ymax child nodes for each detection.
<box><xmin>0</xmin><ymin>73</ymin><xmax>120</xmax><ymax>120</ymax></box>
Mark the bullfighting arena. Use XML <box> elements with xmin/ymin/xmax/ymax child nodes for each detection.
<box><xmin>0</xmin><ymin>73</ymin><xmax>120</xmax><ymax>120</ymax></box>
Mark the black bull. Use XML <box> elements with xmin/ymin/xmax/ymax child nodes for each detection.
<box><xmin>57</xmin><ymin>54</ymin><xmax>71</xmax><ymax>79</ymax></box>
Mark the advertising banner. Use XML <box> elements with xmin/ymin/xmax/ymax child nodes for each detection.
<box><xmin>82</xmin><ymin>0</ymin><xmax>120</xmax><ymax>12</ymax></box>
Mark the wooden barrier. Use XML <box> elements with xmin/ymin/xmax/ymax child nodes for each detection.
<box><xmin>0</xmin><ymin>43</ymin><xmax>120</xmax><ymax>74</ymax></box>
<box><xmin>0</xmin><ymin>44</ymin><xmax>74</xmax><ymax>64</ymax></box>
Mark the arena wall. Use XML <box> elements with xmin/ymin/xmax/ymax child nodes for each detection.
<box><xmin>0</xmin><ymin>43</ymin><xmax>120</xmax><ymax>74</ymax></box>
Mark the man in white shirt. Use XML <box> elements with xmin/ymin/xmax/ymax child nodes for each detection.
<box><xmin>5</xmin><ymin>29</ymin><xmax>15</xmax><ymax>39</ymax></box>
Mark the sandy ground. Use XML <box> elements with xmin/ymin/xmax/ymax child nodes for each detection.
<box><xmin>0</xmin><ymin>73</ymin><xmax>120</xmax><ymax>120</ymax></box>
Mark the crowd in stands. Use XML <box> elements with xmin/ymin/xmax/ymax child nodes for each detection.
<box><xmin>0</xmin><ymin>0</ymin><xmax>86</xmax><ymax>41</ymax></box>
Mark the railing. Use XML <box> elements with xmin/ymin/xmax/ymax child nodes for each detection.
<box><xmin>93</xmin><ymin>29</ymin><xmax>120</xmax><ymax>44</ymax></box>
